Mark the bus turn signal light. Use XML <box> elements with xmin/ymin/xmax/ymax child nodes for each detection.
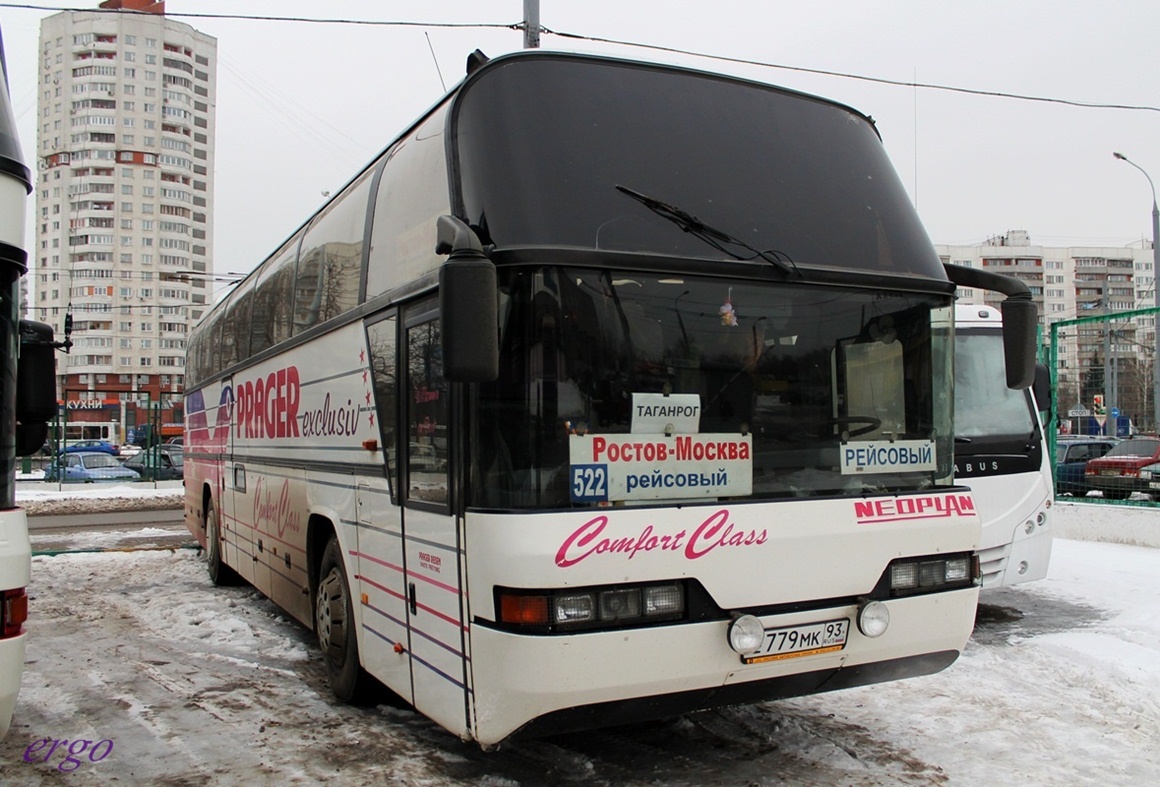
<box><xmin>500</xmin><ymin>594</ymin><xmax>550</xmax><ymax>626</ymax></box>
<box><xmin>2</xmin><ymin>587</ymin><xmax>28</xmax><ymax>639</ymax></box>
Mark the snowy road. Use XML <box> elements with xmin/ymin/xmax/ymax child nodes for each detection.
<box><xmin>1</xmin><ymin>536</ymin><xmax>1157</xmax><ymax>786</ymax></box>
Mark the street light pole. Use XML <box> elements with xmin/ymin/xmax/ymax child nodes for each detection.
<box><xmin>1114</xmin><ymin>151</ymin><xmax>1160</xmax><ymax>434</ymax></box>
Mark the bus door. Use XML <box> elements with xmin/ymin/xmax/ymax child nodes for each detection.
<box><xmin>369</xmin><ymin>302</ymin><xmax>469</xmax><ymax>736</ymax></box>
<box><xmin>220</xmin><ymin>373</ymin><xmax>260</xmax><ymax>589</ymax></box>
<box><xmin>360</xmin><ymin>312</ymin><xmax>411</xmax><ymax>704</ymax></box>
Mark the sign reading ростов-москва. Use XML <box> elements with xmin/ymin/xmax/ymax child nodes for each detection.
<box><xmin>569</xmin><ymin>433</ymin><xmax>753</xmax><ymax>503</ymax></box>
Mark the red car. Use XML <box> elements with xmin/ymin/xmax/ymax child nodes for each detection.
<box><xmin>1084</xmin><ymin>437</ymin><xmax>1160</xmax><ymax>500</ymax></box>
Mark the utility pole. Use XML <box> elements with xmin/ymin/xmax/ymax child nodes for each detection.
<box><xmin>524</xmin><ymin>0</ymin><xmax>540</xmax><ymax>49</ymax></box>
<box><xmin>1114</xmin><ymin>152</ymin><xmax>1160</xmax><ymax>433</ymax></box>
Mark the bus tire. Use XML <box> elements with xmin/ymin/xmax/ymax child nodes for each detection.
<box><xmin>316</xmin><ymin>535</ymin><xmax>375</xmax><ymax>704</ymax></box>
<box><xmin>205</xmin><ymin>498</ymin><xmax>240</xmax><ymax>586</ymax></box>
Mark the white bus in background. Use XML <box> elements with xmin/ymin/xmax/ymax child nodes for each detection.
<box><xmin>183</xmin><ymin>51</ymin><xmax>1039</xmax><ymax>747</ymax></box>
<box><xmin>0</xmin><ymin>26</ymin><xmax>57</xmax><ymax>739</ymax></box>
<box><xmin>953</xmin><ymin>303</ymin><xmax>1054</xmax><ymax>587</ymax></box>
<box><xmin>50</xmin><ymin>420</ymin><xmax>122</xmax><ymax>447</ymax></box>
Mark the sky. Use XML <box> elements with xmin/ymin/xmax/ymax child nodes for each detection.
<box><xmin>2</xmin><ymin>1</ymin><xmax>1160</xmax><ymax>302</ymax></box>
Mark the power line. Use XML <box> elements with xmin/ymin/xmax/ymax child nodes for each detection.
<box><xmin>542</xmin><ymin>28</ymin><xmax>1160</xmax><ymax>115</ymax></box>
<box><xmin>4</xmin><ymin>3</ymin><xmax>1158</xmax><ymax>114</ymax></box>
<box><xmin>0</xmin><ymin>3</ymin><xmax>518</xmax><ymax>30</ymax></box>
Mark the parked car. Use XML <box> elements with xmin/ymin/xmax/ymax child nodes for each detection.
<box><xmin>1083</xmin><ymin>437</ymin><xmax>1160</xmax><ymax>500</ymax></box>
<box><xmin>60</xmin><ymin>439</ymin><xmax>120</xmax><ymax>456</ymax></box>
<box><xmin>165</xmin><ymin>436</ymin><xmax>183</xmax><ymax>446</ymax></box>
<box><xmin>1055</xmin><ymin>437</ymin><xmax>1117</xmax><ymax>495</ymax></box>
<box><xmin>44</xmin><ymin>451</ymin><xmax>140</xmax><ymax>483</ymax></box>
<box><xmin>123</xmin><ymin>447</ymin><xmax>183</xmax><ymax>481</ymax></box>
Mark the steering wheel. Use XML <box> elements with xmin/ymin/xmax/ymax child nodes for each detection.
<box><xmin>820</xmin><ymin>415</ymin><xmax>882</xmax><ymax>440</ymax></box>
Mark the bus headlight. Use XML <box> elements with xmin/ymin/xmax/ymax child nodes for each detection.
<box><xmin>497</xmin><ymin>581</ymin><xmax>686</xmax><ymax>633</ymax></box>
<box><xmin>879</xmin><ymin>553</ymin><xmax>978</xmax><ymax>598</ymax></box>
<box><xmin>857</xmin><ymin>600</ymin><xmax>890</xmax><ymax>638</ymax></box>
<box><xmin>728</xmin><ymin>614</ymin><xmax>765</xmax><ymax>654</ymax></box>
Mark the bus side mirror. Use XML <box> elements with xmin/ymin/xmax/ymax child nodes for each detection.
<box><xmin>437</xmin><ymin>216</ymin><xmax>498</xmax><ymax>383</ymax></box>
<box><xmin>16</xmin><ymin>320</ymin><xmax>58</xmax><ymax>456</ymax></box>
<box><xmin>1000</xmin><ymin>299</ymin><xmax>1037</xmax><ymax>390</ymax></box>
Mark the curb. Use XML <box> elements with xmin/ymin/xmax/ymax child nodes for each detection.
<box><xmin>1054</xmin><ymin>500</ymin><xmax>1160</xmax><ymax>549</ymax></box>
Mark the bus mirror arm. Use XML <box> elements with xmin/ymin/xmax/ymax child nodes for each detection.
<box><xmin>943</xmin><ymin>263</ymin><xmax>1038</xmax><ymax>390</ymax></box>
<box><xmin>437</xmin><ymin>216</ymin><xmax>500</xmax><ymax>382</ymax></box>
<box><xmin>436</xmin><ymin>215</ymin><xmax>484</xmax><ymax>256</ymax></box>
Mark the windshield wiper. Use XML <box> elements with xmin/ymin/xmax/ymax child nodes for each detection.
<box><xmin>616</xmin><ymin>185</ymin><xmax>799</xmax><ymax>278</ymax></box>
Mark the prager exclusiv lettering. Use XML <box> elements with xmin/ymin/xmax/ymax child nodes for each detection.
<box><xmin>555</xmin><ymin>509</ymin><xmax>766</xmax><ymax>567</ymax></box>
<box><xmin>236</xmin><ymin>366</ymin><xmax>301</xmax><ymax>439</ymax></box>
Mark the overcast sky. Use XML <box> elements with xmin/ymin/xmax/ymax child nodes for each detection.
<box><xmin>3</xmin><ymin>1</ymin><xmax>1159</xmax><ymax>301</ymax></box>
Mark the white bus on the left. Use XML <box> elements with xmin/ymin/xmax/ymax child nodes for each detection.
<box><xmin>0</xmin><ymin>26</ymin><xmax>56</xmax><ymax>739</ymax></box>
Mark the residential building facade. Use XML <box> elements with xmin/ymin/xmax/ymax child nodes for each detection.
<box><xmin>937</xmin><ymin>230</ymin><xmax>1157</xmax><ymax>431</ymax></box>
<box><xmin>32</xmin><ymin>0</ymin><xmax>216</xmax><ymax>441</ymax></box>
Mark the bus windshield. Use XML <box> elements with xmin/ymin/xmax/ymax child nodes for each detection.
<box><xmin>470</xmin><ymin>266</ymin><xmax>953</xmax><ymax>508</ymax></box>
<box><xmin>954</xmin><ymin>329</ymin><xmax>1038</xmax><ymax>441</ymax></box>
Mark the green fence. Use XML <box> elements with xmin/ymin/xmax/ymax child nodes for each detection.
<box><xmin>1047</xmin><ymin>306</ymin><xmax>1160</xmax><ymax>505</ymax></box>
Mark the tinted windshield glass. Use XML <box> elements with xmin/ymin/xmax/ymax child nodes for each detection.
<box><xmin>468</xmin><ymin>267</ymin><xmax>953</xmax><ymax>509</ymax></box>
<box><xmin>454</xmin><ymin>56</ymin><xmax>941</xmax><ymax>277</ymax></box>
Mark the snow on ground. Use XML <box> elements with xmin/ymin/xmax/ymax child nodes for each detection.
<box><xmin>1</xmin><ymin>493</ymin><xmax>1158</xmax><ymax>784</ymax></box>
<box><xmin>15</xmin><ymin>478</ymin><xmax>182</xmax><ymax>516</ymax></box>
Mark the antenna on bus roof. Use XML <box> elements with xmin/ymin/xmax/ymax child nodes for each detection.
<box><xmin>425</xmin><ymin>32</ymin><xmax>446</xmax><ymax>92</ymax></box>
<box><xmin>466</xmin><ymin>49</ymin><xmax>489</xmax><ymax>77</ymax></box>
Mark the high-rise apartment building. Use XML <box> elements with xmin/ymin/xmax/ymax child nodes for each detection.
<box><xmin>32</xmin><ymin>0</ymin><xmax>215</xmax><ymax>440</ymax></box>
<box><xmin>937</xmin><ymin>231</ymin><xmax>1158</xmax><ymax>428</ymax></box>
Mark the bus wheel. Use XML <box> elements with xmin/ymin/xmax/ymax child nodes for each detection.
<box><xmin>316</xmin><ymin>536</ymin><xmax>375</xmax><ymax>703</ymax></box>
<box><xmin>205</xmin><ymin>498</ymin><xmax>240</xmax><ymax>586</ymax></box>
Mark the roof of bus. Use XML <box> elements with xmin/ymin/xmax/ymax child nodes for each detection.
<box><xmin>195</xmin><ymin>50</ymin><xmax>939</xmax><ymax>339</ymax></box>
<box><xmin>212</xmin><ymin>50</ymin><xmax>886</xmax><ymax>305</ymax></box>
<box><xmin>468</xmin><ymin>50</ymin><xmax>880</xmax><ymax>136</ymax></box>
<box><xmin>956</xmin><ymin>302</ymin><xmax>1003</xmax><ymax>328</ymax></box>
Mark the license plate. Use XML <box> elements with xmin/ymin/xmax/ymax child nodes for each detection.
<box><xmin>1150</xmin><ymin>482</ymin><xmax>1160</xmax><ymax>490</ymax></box>
<box><xmin>742</xmin><ymin>618</ymin><xmax>850</xmax><ymax>664</ymax></box>
<box><xmin>1102</xmin><ymin>470</ymin><xmax>1121</xmax><ymax>477</ymax></box>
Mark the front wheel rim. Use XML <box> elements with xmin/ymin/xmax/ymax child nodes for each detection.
<box><xmin>316</xmin><ymin>567</ymin><xmax>349</xmax><ymax>664</ymax></box>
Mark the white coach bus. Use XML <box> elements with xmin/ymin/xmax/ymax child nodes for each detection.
<box><xmin>953</xmin><ymin>303</ymin><xmax>1054</xmax><ymax>587</ymax></box>
<box><xmin>183</xmin><ymin>51</ymin><xmax>1038</xmax><ymax>747</ymax></box>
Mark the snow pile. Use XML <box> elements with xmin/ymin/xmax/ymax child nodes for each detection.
<box><xmin>16</xmin><ymin>480</ymin><xmax>183</xmax><ymax>517</ymax></box>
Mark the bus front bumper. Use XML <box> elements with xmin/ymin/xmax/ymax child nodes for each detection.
<box><xmin>468</xmin><ymin>586</ymin><xmax>978</xmax><ymax>747</ymax></box>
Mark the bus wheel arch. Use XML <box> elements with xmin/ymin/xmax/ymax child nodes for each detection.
<box><xmin>305</xmin><ymin>514</ymin><xmax>336</xmax><ymax>611</ymax></box>
<box><xmin>203</xmin><ymin>486</ymin><xmax>240</xmax><ymax>586</ymax></box>
<box><xmin>312</xmin><ymin>524</ymin><xmax>376</xmax><ymax>704</ymax></box>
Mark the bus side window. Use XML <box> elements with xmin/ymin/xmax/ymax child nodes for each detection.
<box><xmin>366</xmin><ymin>315</ymin><xmax>399</xmax><ymax>498</ymax></box>
<box><xmin>405</xmin><ymin>315</ymin><xmax>448</xmax><ymax>507</ymax></box>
